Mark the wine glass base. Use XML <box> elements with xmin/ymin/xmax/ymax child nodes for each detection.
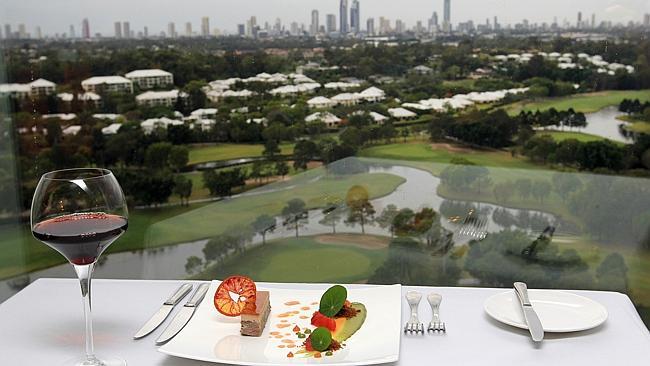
<box><xmin>62</xmin><ymin>355</ymin><xmax>127</xmax><ymax>366</ymax></box>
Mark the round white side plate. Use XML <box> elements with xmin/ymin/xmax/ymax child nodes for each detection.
<box><xmin>484</xmin><ymin>289</ymin><xmax>608</xmax><ymax>332</ymax></box>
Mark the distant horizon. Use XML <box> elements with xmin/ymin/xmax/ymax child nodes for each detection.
<box><xmin>1</xmin><ymin>0</ymin><xmax>649</xmax><ymax>37</ymax></box>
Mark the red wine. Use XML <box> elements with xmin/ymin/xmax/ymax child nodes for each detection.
<box><xmin>32</xmin><ymin>213</ymin><xmax>128</xmax><ymax>265</ymax></box>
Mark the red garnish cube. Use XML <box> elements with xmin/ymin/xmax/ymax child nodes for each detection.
<box><xmin>311</xmin><ymin>311</ymin><xmax>336</xmax><ymax>331</ymax></box>
<box><xmin>305</xmin><ymin>338</ymin><xmax>314</xmax><ymax>352</ymax></box>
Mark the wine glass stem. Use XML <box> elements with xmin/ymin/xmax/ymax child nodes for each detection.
<box><xmin>74</xmin><ymin>263</ymin><xmax>97</xmax><ymax>362</ymax></box>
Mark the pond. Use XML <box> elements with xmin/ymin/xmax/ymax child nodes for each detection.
<box><xmin>536</xmin><ymin>106</ymin><xmax>635</xmax><ymax>144</ymax></box>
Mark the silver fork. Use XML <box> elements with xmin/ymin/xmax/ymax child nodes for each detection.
<box><xmin>427</xmin><ymin>293</ymin><xmax>446</xmax><ymax>333</ymax></box>
<box><xmin>404</xmin><ymin>291</ymin><xmax>424</xmax><ymax>334</ymax></box>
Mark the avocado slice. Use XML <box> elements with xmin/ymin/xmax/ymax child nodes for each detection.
<box><xmin>332</xmin><ymin>303</ymin><xmax>367</xmax><ymax>343</ymax></box>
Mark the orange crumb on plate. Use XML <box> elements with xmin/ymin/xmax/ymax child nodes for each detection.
<box><xmin>284</xmin><ymin>301</ymin><xmax>300</xmax><ymax>306</ymax></box>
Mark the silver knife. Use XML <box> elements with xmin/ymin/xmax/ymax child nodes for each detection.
<box><xmin>133</xmin><ymin>283</ymin><xmax>193</xmax><ymax>339</ymax></box>
<box><xmin>156</xmin><ymin>283</ymin><xmax>210</xmax><ymax>344</ymax></box>
<box><xmin>514</xmin><ymin>282</ymin><xmax>544</xmax><ymax>342</ymax></box>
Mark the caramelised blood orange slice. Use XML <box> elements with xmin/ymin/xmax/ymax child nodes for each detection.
<box><xmin>214</xmin><ymin>275</ymin><xmax>257</xmax><ymax>316</ymax></box>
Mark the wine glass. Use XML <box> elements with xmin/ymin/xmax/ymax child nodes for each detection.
<box><xmin>31</xmin><ymin>168</ymin><xmax>128</xmax><ymax>366</ymax></box>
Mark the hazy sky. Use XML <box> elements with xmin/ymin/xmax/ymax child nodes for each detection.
<box><xmin>1</xmin><ymin>0</ymin><xmax>649</xmax><ymax>36</ymax></box>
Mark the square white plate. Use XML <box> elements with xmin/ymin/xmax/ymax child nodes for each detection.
<box><xmin>159</xmin><ymin>281</ymin><xmax>401</xmax><ymax>365</ymax></box>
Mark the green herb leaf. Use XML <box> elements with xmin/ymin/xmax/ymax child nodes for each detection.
<box><xmin>310</xmin><ymin>327</ymin><xmax>332</xmax><ymax>352</ymax></box>
<box><xmin>319</xmin><ymin>285</ymin><xmax>347</xmax><ymax>317</ymax></box>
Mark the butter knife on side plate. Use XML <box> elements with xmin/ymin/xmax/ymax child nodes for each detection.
<box><xmin>513</xmin><ymin>282</ymin><xmax>544</xmax><ymax>342</ymax></box>
<box><xmin>133</xmin><ymin>283</ymin><xmax>193</xmax><ymax>339</ymax></box>
<box><xmin>156</xmin><ymin>283</ymin><xmax>210</xmax><ymax>344</ymax></box>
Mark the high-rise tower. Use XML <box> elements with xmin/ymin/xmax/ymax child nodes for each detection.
<box><xmin>310</xmin><ymin>10</ymin><xmax>319</xmax><ymax>35</ymax></box>
<box><xmin>350</xmin><ymin>0</ymin><xmax>360</xmax><ymax>34</ymax></box>
<box><xmin>82</xmin><ymin>18</ymin><xmax>90</xmax><ymax>39</ymax></box>
<box><xmin>443</xmin><ymin>0</ymin><xmax>451</xmax><ymax>32</ymax></box>
<box><xmin>340</xmin><ymin>0</ymin><xmax>349</xmax><ymax>34</ymax></box>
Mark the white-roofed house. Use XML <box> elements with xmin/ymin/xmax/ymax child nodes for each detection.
<box><xmin>101</xmin><ymin>123</ymin><xmax>122</xmax><ymax>135</ymax></box>
<box><xmin>324</xmin><ymin>82</ymin><xmax>361</xmax><ymax>90</ymax></box>
<box><xmin>140</xmin><ymin>117</ymin><xmax>184</xmax><ymax>134</ymax></box>
<box><xmin>305</xmin><ymin>112</ymin><xmax>342</xmax><ymax>129</ymax></box>
<box><xmin>42</xmin><ymin>113</ymin><xmax>77</xmax><ymax>121</ymax></box>
<box><xmin>57</xmin><ymin>92</ymin><xmax>102</xmax><ymax>108</ymax></box>
<box><xmin>0</xmin><ymin>78</ymin><xmax>57</xmax><ymax>99</ymax></box>
<box><xmin>307</xmin><ymin>96</ymin><xmax>336</xmax><ymax>109</ymax></box>
<box><xmin>411</xmin><ymin>65</ymin><xmax>433</xmax><ymax>75</ymax></box>
<box><xmin>369</xmin><ymin>112</ymin><xmax>389</xmax><ymax>123</ymax></box>
<box><xmin>190</xmin><ymin>108</ymin><xmax>218</xmax><ymax>119</ymax></box>
<box><xmin>0</xmin><ymin>84</ymin><xmax>32</xmax><ymax>99</ymax></box>
<box><xmin>352</xmin><ymin>110</ymin><xmax>388</xmax><ymax>124</ymax></box>
<box><xmin>388</xmin><ymin>107</ymin><xmax>417</xmax><ymax>120</ymax></box>
<box><xmin>136</xmin><ymin>90</ymin><xmax>187</xmax><ymax>107</ymax></box>
<box><xmin>93</xmin><ymin>114</ymin><xmax>123</xmax><ymax>121</ymax></box>
<box><xmin>62</xmin><ymin>125</ymin><xmax>82</xmax><ymax>136</ymax></box>
<box><xmin>28</xmin><ymin>78</ymin><xmax>57</xmax><ymax>97</ymax></box>
<box><xmin>125</xmin><ymin>69</ymin><xmax>174</xmax><ymax>89</ymax></box>
<box><xmin>194</xmin><ymin>119</ymin><xmax>216</xmax><ymax>132</ymax></box>
<box><xmin>331</xmin><ymin>93</ymin><xmax>361</xmax><ymax>106</ymax></box>
<box><xmin>82</xmin><ymin>76</ymin><xmax>134</xmax><ymax>94</ymax></box>
<box><xmin>358</xmin><ymin>87</ymin><xmax>385</xmax><ymax>102</ymax></box>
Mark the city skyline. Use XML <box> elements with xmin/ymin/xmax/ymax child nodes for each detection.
<box><xmin>1</xmin><ymin>0</ymin><xmax>649</xmax><ymax>37</ymax></box>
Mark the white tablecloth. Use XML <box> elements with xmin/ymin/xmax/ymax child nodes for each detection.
<box><xmin>1</xmin><ymin>279</ymin><xmax>649</xmax><ymax>365</ymax></box>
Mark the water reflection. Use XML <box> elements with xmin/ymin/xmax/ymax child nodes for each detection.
<box><xmin>2</xmin><ymin>158</ymin><xmax>648</xmax><ymax>324</ymax></box>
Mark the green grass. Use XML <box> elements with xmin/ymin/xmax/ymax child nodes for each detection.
<box><xmin>505</xmin><ymin>90</ymin><xmax>650</xmax><ymax>115</ymax></box>
<box><xmin>0</xmin><ymin>203</ymin><xmax>208</xmax><ymax>280</ymax></box>
<box><xmin>197</xmin><ymin>235</ymin><xmax>388</xmax><ymax>283</ymax></box>
<box><xmin>188</xmin><ymin>143</ymin><xmax>295</xmax><ymax>165</ymax></box>
<box><xmin>536</xmin><ymin>131</ymin><xmax>608</xmax><ymax>143</ymax></box>
<box><xmin>145</xmin><ymin>170</ymin><xmax>405</xmax><ymax>247</ymax></box>
<box><xmin>359</xmin><ymin>142</ymin><xmax>541</xmax><ymax>170</ymax></box>
<box><xmin>617</xmin><ymin>115</ymin><xmax>650</xmax><ymax>134</ymax></box>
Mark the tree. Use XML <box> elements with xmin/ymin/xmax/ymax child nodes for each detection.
<box><xmin>263</xmin><ymin>139</ymin><xmax>281</xmax><ymax>161</ymax></box>
<box><xmin>319</xmin><ymin>203</ymin><xmax>344</xmax><ymax>234</ymax></box>
<box><xmin>202</xmin><ymin>235</ymin><xmax>231</xmax><ymax>264</ymax></box>
<box><xmin>340</xmin><ymin>127</ymin><xmax>364</xmax><ymax>147</ymax></box>
<box><xmin>531</xmin><ymin>180</ymin><xmax>552</xmax><ymax>203</ymax></box>
<box><xmin>493</xmin><ymin>182</ymin><xmax>515</xmax><ymax>204</ymax></box>
<box><xmin>203</xmin><ymin>168</ymin><xmax>246</xmax><ymax>197</ymax></box>
<box><xmin>173</xmin><ymin>175</ymin><xmax>193</xmax><ymax>206</ymax></box>
<box><xmin>252</xmin><ymin>214</ymin><xmax>276</xmax><ymax>245</ymax></box>
<box><xmin>274</xmin><ymin>160</ymin><xmax>289</xmax><ymax>179</ymax></box>
<box><xmin>144</xmin><ymin>142</ymin><xmax>173</xmax><ymax>170</ymax></box>
<box><xmin>523</xmin><ymin>135</ymin><xmax>557</xmax><ymax>164</ymax></box>
<box><xmin>552</xmin><ymin>173</ymin><xmax>582</xmax><ymax>201</ymax></box>
<box><xmin>167</xmin><ymin>124</ymin><xmax>192</xmax><ymax>145</ymax></box>
<box><xmin>168</xmin><ymin>145</ymin><xmax>189</xmax><ymax>172</ymax></box>
<box><xmin>376</xmin><ymin>204</ymin><xmax>400</xmax><ymax>237</ymax></box>
<box><xmin>293</xmin><ymin>140</ymin><xmax>319</xmax><ymax>170</ymax></box>
<box><xmin>185</xmin><ymin>256</ymin><xmax>203</xmax><ymax>275</ymax></box>
<box><xmin>345</xmin><ymin>185</ymin><xmax>375</xmax><ymax>234</ymax></box>
<box><xmin>250</xmin><ymin>160</ymin><xmax>264</xmax><ymax>183</ymax></box>
<box><xmin>514</xmin><ymin>179</ymin><xmax>532</xmax><ymax>200</ymax></box>
<box><xmin>183</xmin><ymin>80</ymin><xmax>207</xmax><ymax>111</ymax></box>
<box><xmin>282</xmin><ymin>198</ymin><xmax>307</xmax><ymax>237</ymax></box>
